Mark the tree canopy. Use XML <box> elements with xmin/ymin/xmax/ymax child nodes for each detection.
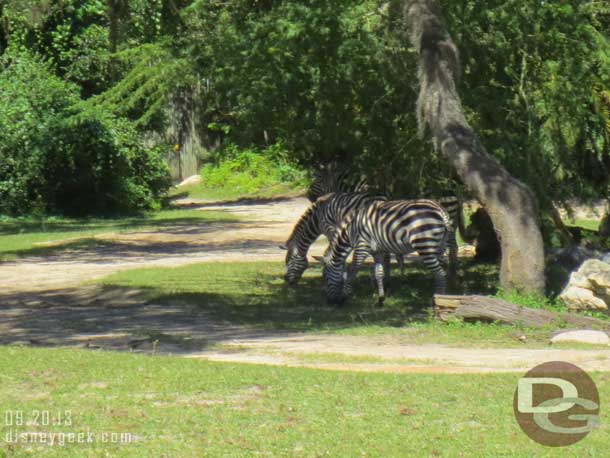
<box><xmin>1</xmin><ymin>0</ymin><xmax>609</xmax><ymax>215</ymax></box>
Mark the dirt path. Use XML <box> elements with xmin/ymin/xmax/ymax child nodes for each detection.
<box><xmin>0</xmin><ymin>196</ymin><xmax>317</xmax><ymax>294</ymax></box>
<box><xmin>1</xmin><ymin>195</ymin><xmax>608</xmax><ymax>374</ymax></box>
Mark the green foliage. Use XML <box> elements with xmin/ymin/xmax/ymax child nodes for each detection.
<box><xmin>0</xmin><ymin>50</ymin><xmax>171</xmax><ymax>216</ymax></box>
<box><xmin>199</xmin><ymin>144</ymin><xmax>307</xmax><ymax>198</ymax></box>
<box><xmin>184</xmin><ymin>0</ymin><xmax>442</xmax><ymax>196</ymax></box>
<box><xmin>77</xmin><ymin>42</ymin><xmax>194</xmax><ymax>129</ymax></box>
<box><xmin>3</xmin><ymin>0</ymin><xmax>113</xmax><ymax>96</ymax></box>
<box><xmin>444</xmin><ymin>0</ymin><xmax>610</xmax><ymax>206</ymax></box>
<box><xmin>2</xmin><ymin>0</ymin><xmax>610</xmax><ymax>217</ymax></box>
<box><xmin>496</xmin><ymin>288</ymin><xmax>567</xmax><ymax>313</ymax></box>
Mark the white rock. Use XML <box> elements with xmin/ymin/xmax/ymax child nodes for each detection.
<box><xmin>560</xmin><ymin>286</ymin><xmax>609</xmax><ymax>311</ymax></box>
<box><xmin>559</xmin><ymin>259</ymin><xmax>610</xmax><ymax>311</ymax></box>
<box><xmin>550</xmin><ymin>330</ymin><xmax>610</xmax><ymax>345</ymax></box>
<box><xmin>177</xmin><ymin>175</ymin><xmax>202</xmax><ymax>187</ymax></box>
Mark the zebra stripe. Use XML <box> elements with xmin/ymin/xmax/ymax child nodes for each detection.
<box><xmin>283</xmin><ymin>192</ymin><xmax>387</xmax><ymax>285</ymax></box>
<box><xmin>307</xmin><ymin>163</ymin><xmax>368</xmax><ymax>202</ymax></box>
<box><xmin>324</xmin><ymin>199</ymin><xmax>453</xmax><ymax>305</ymax></box>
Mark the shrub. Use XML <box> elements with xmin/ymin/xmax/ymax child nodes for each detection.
<box><xmin>200</xmin><ymin>144</ymin><xmax>307</xmax><ymax>196</ymax></box>
<box><xmin>0</xmin><ymin>50</ymin><xmax>171</xmax><ymax>216</ymax></box>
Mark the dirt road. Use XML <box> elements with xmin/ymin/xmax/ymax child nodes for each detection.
<box><xmin>0</xmin><ymin>196</ymin><xmax>315</xmax><ymax>294</ymax></box>
<box><xmin>1</xmin><ymin>195</ymin><xmax>608</xmax><ymax>373</ymax></box>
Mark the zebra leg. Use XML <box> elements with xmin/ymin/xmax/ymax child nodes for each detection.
<box><xmin>383</xmin><ymin>253</ymin><xmax>392</xmax><ymax>289</ymax></box>
<box><xmin>396</xmin><ymin>254</ymin><xmax>406</xmax><ymax>274</ymax></box>
<box><xmin>373</xmin><ymin>253</ymin><xmax>386</xmax><ymax>306</ymax></box>
<box><xmin>345</xmin><ymin>244</ymin><xmax>368</xmax><ymax>296</ymax></box>
<box><xmin>420</xmin><ymin>254</ymin><xmax>447</xmax><ymax>295</ymax></box>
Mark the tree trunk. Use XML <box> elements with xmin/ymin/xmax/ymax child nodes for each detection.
<box><xmin>434</xmin><ymin>295</ymin><xmax>610</xmax><ymax>330</ymax></box>
<box><xmin>403</xmin><ymin>0</ymin><xmax>545</xmax><ymax>294</ymax></box>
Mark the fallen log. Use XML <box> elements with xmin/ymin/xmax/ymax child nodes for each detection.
<box><xmin>434</xmin><ymin>295</ymin><xmax>610</xmax><ymax>330</ymax></box>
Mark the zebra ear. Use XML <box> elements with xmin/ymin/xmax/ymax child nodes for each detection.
<box><xmin>278</xmin><ymin>245</ymin><xmax>288</xmax><ymax>251</ymax></box>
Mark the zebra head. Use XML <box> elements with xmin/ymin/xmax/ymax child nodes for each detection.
<box><xmin>283</xmin><ymin>245</ymin><xmax>309</xmax><ymax>285</ymax></box>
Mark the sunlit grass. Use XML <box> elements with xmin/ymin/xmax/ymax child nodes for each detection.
<box><xmin>170</xmin><ymin>181</ymin><xmax>305</xmax><ymax>201</ymax></box>
<box><xmin>0</xmin><ymin>346</ymin><xmax>608</xmax><ymax>457</ymax></box>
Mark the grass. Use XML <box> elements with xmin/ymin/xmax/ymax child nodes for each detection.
<box><xmin>97</xmin><ymin>260</ymin><xmax>604</xmax><ymax>348</ymax></box>
<box><xmin>0</xmin><ymin>207</ymin><xmax>239</xmax><ymax>261</ymax></box>
<box><xmin>171</xmin><ymin>181</ymin><xmax>305</xmax><ymax>201</ymax></box>
<box><xmin>569</xmin><ymin>219</ymin><xmax>601</xmax><ymax>231</ymax></box>
<box><xmin>0</xmin><ymin>346</ymin><xmax>608</xmax><ymax>458</ymax></box>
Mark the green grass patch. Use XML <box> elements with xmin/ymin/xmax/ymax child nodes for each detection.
<box><xmin>0</xmin><ymin>346</ymin><xmax>608</xmax><ymax>457</ymax></box>
<box><xmin>174</xmin><ymin>145</ymin><xmax>308</xmax><ymax>201</ymax></box>
<box><xmin>97</xmin><ymin>260</ymin><xmax>592</xmax><ymax>348</ymax></box>
<box><xmin>173</xmin><ymin>181</ymin><xmax>304</xmax><ymax>201</ymax></box>
<box><xmin>0</xmin><ymin>208</ymin><xmax>238</xmax><ymax>261</ymax></box>
<box><xmin>570</xmin><ymin>219</ymin><xmax>601</xmax><ymax>231</ymax></box>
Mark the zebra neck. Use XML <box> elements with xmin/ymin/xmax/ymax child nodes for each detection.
<box><xmin>286</xmin><ymin>207</ymin><xmax>322</xmax><ymax>255</ymax></box>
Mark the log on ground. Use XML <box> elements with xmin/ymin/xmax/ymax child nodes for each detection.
<box><xmin>434</xmin><ymin>295</ymin><xmax>610</xmax><ymax>330</ymax></box>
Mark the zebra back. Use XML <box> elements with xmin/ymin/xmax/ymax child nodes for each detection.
<box><xmin>307</xmin><ymin>163</ymin><xmax>369</xmax><ymax>202</ymax></box>
<box><xmin>324</xmin><ymin>199</ymin><xmax>452</xmax><ymax>302</ymax></box>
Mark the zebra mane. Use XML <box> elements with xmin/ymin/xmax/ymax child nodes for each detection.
<box><xmin>284</xmin><ymin>197</ymin><xmax>326</xmax><ymax>253</ymax></box>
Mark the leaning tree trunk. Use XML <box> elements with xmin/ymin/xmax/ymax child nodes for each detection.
<box><xmin>403</xmin><ymin>0</ymin><xmax>545</xmax><ymax>294</ymax></box>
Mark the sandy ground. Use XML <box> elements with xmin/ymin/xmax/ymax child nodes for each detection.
<box><xmin>1</xmin><ymin>195</ymin><xmax>608</xmax><ymax>373</ymax></box>
<box><xmin>0</xmin><ymin>196</ymin><xmax>316</xmax><ymax>294</ymax></box>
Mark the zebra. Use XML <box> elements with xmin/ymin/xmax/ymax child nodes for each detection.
<box><xmin>307</xmin><ymin>163</ymin><xmax>368</xmax><ymax>202</ymax></box>
<box><xmin>307</xmin><ymin>163</ymin><xmax>466</xmax><ymax>278</ymax></box>
<box><xmin>323</xmin><ymin>199</ymin><xmax>453</xmax><ymax>305</ymax></box>
<box><xmin>280</xmin><ymin>192</ymin><xmax>387</xmax><ymax>285</ymax></box>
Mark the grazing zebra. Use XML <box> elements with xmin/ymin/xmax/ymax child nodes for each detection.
<box><xmin>281</xmin><ymin>192</ymin><xmax>387</xmax><ymax>285</ymax></box>
<box><xmin>307</xmin><ymin>163</ymin><xmax>368</xmax><ymax>202</ymax></box>
<box><xmin>323</xmin><ymin>199</ymin><xmax>453</xmax><ymax>305</ymax></box>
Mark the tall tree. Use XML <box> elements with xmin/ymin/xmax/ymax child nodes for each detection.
<box><xmin>403</xmin><ymin>0</ymin><xmax>545</xmax><ymax>294</ymax></box>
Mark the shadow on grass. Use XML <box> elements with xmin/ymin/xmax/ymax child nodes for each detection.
<box><xmin>0</xmin><ymin>232</ymin><xmax>275</xmax><ymax>264</ymax></box>
<box><xmin>0</xmin><ymin>260</ymin><xmax>500</xmax><ymax>352</ymax></box>
<box><xmin>0</xmin><ymin>207</ymin><xmax>244</xmax><ymax>261</ymax></box>
<box><xmin>0</xmin><ymin>206</ymin><xmax>239</xmax><ymax>237</ymax></box>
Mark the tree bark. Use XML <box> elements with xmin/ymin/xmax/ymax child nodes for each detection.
<box><xmin>403</xmin><ymin>0</ymin><xmax>545</xmax><ymax>294</ymax></box>
<box><xmin>434</xmin><ymin>295</ymin><xmax>610</xmax><ymax>330</ymax></box>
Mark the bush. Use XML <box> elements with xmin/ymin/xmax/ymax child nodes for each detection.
<box><xmin>0</xmin><ymin>50</ymin><xmax>171</xmax><ymax>216</ymax></box>
<box><xmin>200</xmin><ymin>144</ymin><xmax>307</xmax><ymax>196</ymax></box>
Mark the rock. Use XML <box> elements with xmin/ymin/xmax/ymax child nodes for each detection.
<box><xmin>550</xmin><ymin>330</ymin><xmax>610</xmax><ymax>345</ymax></box>
<box><xmin>177</xmin><ymin>175</ymin><xmax>202</xmax><ymax>187</ymax></box>
<box><xmin>602</xmin><ymin>252</ymin><xmax>610</xmax><ymax>265</ymax></box>
<box><xmin>559</xmin><ymin>259</ymin><xmax>610</xmax><ymax>311</ymax></box>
